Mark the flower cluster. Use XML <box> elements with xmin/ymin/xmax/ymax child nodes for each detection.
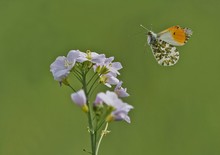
<box><xmin>50</xmin><ymin>49</ymin><xmax>132</xmax><ymax>122</ymax></box>
<box><xmin>50</xmin><ymin>49</ymin><xmax>133</xmax><ymax>155</ymax></box>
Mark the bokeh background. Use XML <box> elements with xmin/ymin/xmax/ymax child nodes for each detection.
<box><xmin>1</xmin><ymin>0</ymin><xmax>220</xmax><ymax>155</ymax></box>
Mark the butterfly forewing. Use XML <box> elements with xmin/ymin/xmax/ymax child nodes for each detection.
<box><xmin>184</xmin><ymin>27</ymin><xmax>193</xmax><ymax>43</ymax></box>
<box><xmin>158</xmin><ymin>26</ymin><xmax>193</xmax><ymax>46</ymax></box>
<box><xmin>150</xmin><ymin>39</ymin><xmax>179</xmax><ymax>66</ymax></box>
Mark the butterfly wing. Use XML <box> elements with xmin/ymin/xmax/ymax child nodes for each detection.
<box><xmin>157</xmin><ymin>25</ymin><xmax>192</xmax><ymax>46</ymax></box>
<box><xmin>149</xmin><ymin>39</ymin><xmax>180</xmax><ymax>66</ymax></box>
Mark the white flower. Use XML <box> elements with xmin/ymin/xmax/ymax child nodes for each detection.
<box><xmin>114</xmin><ymin>81</ymin><xmax>129</xmax><ymax>97</ymax></box>
<box><xmin>93</xmin><ymin>56</ymin><xmax>122</xmax><ymax>75</ymax></box>
<box><xmin>104</xmin><ymin>57</ymin><xmax>122</xmax><ymax>75</ymax></box>
<box><xmin>108</xmin><ymin>62</ymin><xmax>122</xmax><ymax>75</ymax></box>
<box><xmin>94</xmin><ymin>94</ymin><xmax>104</xmax><ymax>106</ymax></box>
<box><xmin>50</xmin><ymin>56</ymin><xmax>71</xmax><ymax>82</ymax></box>
<box><xmin>71</xmin><ymin>89</ymin><xmax>88</xmax><ymax>112</ymax></box>
<box><xmin>67</xmin><ymin>50</ymin><xmax>81</xmax><ymax>62</ymax></box>
<box><xmin>77</xmin><ymin>51</ymin><xmax>106</xmax><ymax>64</ymax></box>
<box><xmin>100</xmin><ymin>73</ymin><xmax>119</xmax><ymax>87</ymax></box>
<box><xmin>50</xmin><ymin>50</ymin><xmax>80</xmax><ymax>82</ymax></box>
<box><xmin>96</xmin><ymin>91</ymin><xmax>133</xmax><ymax>123</ymax></box>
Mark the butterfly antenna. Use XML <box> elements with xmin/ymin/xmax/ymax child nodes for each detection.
<box><xmin>149</xmin><ymin>24</ymin><xmax>153</xmax><ymax>31</ymax></box>
<box><xmin>140</xmin><ymin>24</ymin><xmax>150</xmax><ymax>31</ymax></box>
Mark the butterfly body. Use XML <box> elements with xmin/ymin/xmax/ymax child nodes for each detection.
<box><xmin>146</xmin><ymin>25</ymin><xmax>192</xmax><ymax>66</ymax></box>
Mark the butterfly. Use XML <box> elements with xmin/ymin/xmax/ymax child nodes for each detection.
<box><xmin>141</xmin><ymin>25</ymin><xmax>193</xmax><ymax>66</ymax></box>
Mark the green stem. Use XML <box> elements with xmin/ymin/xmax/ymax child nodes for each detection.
<box><xmin>95</xmin><ymin>107</ymin><xmax>112</xmax><ymax>132</ymax></box>
<box><xmin>94</xmin><ymin>130</ymin><xmax>97</xmax><ymax>154</ymax></box>
<box><xmin>88</xmin><ymin>76</ymin><xmax>100</xmax><ymax>95</ymax></box>
<box><xmin>95</xmin><ymin>123</ymin><xmax>109</xmax><ymax>155</ymax></box>
<box><xmin>89</xmin><ymin>83</ymin><xmax>100</xmax><ymax>98</ymax></box>
<box><xmin>74</xmin><ymin>68</ymin><xmax>82</xmax><ymax>76</ymax></box>
<box><xmin>95</xmin><ymin>119</ymin><xmax>106</xmax><ymax>132</ymax></box>
<box><xmin>72</xmin><ymin>71</ymin><xmax>82</xmax><ymax>82</ymax></box>
<box><xmin>87</xmin><ymin>72</ymin><xmax>98</xmax><ymax>86</ymax></box>
<box><xmin>82</xmin><ymin>71</ymin><xmax>96</xmax><ymax>155</ymax></box>
<box><xmin>87</xmin><ymin>101</ymin><xmax>96</xmax><ymax>155</ymax></box>
<box><xmin>68</xmin><ymin>84</ymin><xmax>77</xmax><ymax>92</ymax></box>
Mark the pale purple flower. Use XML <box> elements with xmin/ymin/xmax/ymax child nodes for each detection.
<box><xmin>94</xmin><ymin>94</ymin><xmax>104</xmax><ymax>106</ymax></box>
<box><xmin>71</xmin><ymin>89</ymin><xmax>88</xmax><ymax>112</ymax></box>
<box><xmin>104</xmin><ymin>57</ymin><xmax>122</xmax><ymax>75</ymax></box>
<box><xmin>108</xmin><ymin>62</ymin><xmax>122</xmax><ymax>75</ymax></box>
<box><xmin>71</xmin><ymin>89</ymin><xmax>86</xmax><ymax>106</ymax></box>
<box><xmin>96</xmin><ymin>91</ymin><xmax>133</xmax><ymax>123</ymax></box>
<box><xmin>50</xmin><ymin>50</ymin><xmax>80</xmax><ymax>82</ymax></box>
<box><xmin>104</xmin><ymin>57</ymin><xmax>114</xmax><ymax>64</ymax></box>
<box><xmin>93</xmin><ymin>56</ymin><xmax>122</xmax><ymax>75</ymax></box>
<box><xmin>100</xmin><ymin>73</ymin><xmax>119</xmax><ymax>87</ymax></box>
<box><xmin>77</xmin><ymin>51</ymin><xmax>106</xmax><ymax>64</ymax></box>
<box><xmin>111</xmin><ymin>105</ymin><xmax>133</xmax><ymax>123</ymax></box>
<box><xmin>50</xmin><ymin>56</ymin><xmax>71</xmax><ymax>82</ymax></box>
<box><xmin>67</xmin><ymin>50</ymin><xmax>81</xmax><ymax>62</ymax></box>
<box><xmin>114</xmin><ymin>81</ymin><xmax>129</xmax><ymax>97</ymax></box>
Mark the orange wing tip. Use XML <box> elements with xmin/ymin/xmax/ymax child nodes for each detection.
<box><xmin>157</xmin><ymin>25</ymin><xmax>192</xmax><ymax>46</ymax></box>
<box><xmin>171</xmin><ymin>27</ymin><xmax>187</xmax><ymax>45</ymax></box>
<box><xmin>170</xmin><ymin>26</ymin><xmax>192</xmax><ymax>45</ymax></box>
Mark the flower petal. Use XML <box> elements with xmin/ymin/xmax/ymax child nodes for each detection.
<box><xmin>114</xmin><ymin>81</ymin><xmax>129</xmax><ymax>97</ymax></box>
<box><xmin>91</xmin><ymin>53</ymin><xmax>106</xmax><ymax>64</ymax></box>
<box><xmin>97</xmin><ymin>91</ymin><xmax>133</xmax><ymax>123</ymax></box>
<box><xmin>71</xmin><ymin>89</ymin><xmax>87</xmax><ymax>106</ymax></box>
<box><xmin>50</xmin><ymin>56</ymin><xmax>72</xmax><ymax>82</ymax></box>
<box><xmin>67</xmin><ymin>50</ymin><xmax>80</xmax><ymax>62</ymax></box>
<box><xmin>77</xmin><ymin>52</ymin><xmax>87</xmax><ymax>63</ymax></box>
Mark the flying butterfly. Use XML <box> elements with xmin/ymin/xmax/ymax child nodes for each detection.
<box><xmin>141</xmin><ymin>25</ymin><xmax>193</xmax><ymax>66</ymax></box>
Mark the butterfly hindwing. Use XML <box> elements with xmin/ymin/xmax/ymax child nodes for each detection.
<box><xmin>150</xmin><ymin>39</ymin><xmax>179</xmax><ymax>66</ymax></box>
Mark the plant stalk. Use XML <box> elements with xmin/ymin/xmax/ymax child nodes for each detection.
<box><xmin>95</xmin><ymin>123</ymin><xmax>109</xmax><ymax>155</ymax></box>
<box><xmin>82</xmin><ymin>70</ymin><xmax>97</xmax><ymax>155</ymax></box>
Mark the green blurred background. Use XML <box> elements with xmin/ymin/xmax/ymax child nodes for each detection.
<box><xmin>1</xmin><ymin>0</ymin><xmax>220</xmax><ymax>154</ymax></box>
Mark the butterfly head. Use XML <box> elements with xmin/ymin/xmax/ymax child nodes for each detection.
<box><xmin>147</xmin><ymin>31</ymin><xmax>157</xmax><ymax>45</ymax></box>
<box><xmin>140</xmin><ymin>25</ymin><xmax>157</xmax><ymax>45</ymax></box>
